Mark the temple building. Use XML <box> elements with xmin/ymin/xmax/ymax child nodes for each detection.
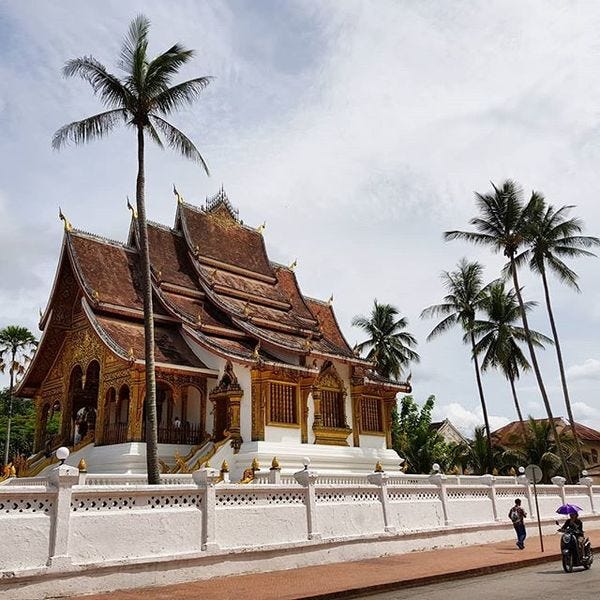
<box><xmin>19</xmin><ymin>189</ymin><xmax>410</xmax><ymax>477</ymax></box>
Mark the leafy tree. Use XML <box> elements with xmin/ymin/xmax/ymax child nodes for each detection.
<box><xmin>450</xmin><ymin>426</ymin><xmax>508</xmax><ymax>476</ymax></box>
<box><xmin>472</xmin><ymin>282</ymin><xmax>551</xmax><ymax>442</ymax></box>
<box><xmin>421</xmin><ymin>259</ymin><xmax>494</xmax><ymax>472</ymax></box>
<box><xmin>394</xmin><ymin>395</ymin><xmax>448</xmax><ymax>474</ymax></box>
<box><xmin>0</xmin><ymin>326</ymin><xmax>37</xmax><ymax>465</ymax></box>
<box><xmin>445</xmin><ymin>180</ymin><xmax>570</xmax><ymax>480</ymax></box>
<box><xmin>53</xmin><ymin>15</ymin><xmax>211</xmax><ymax>483</ymax></box>
<box><xmin>519</xmin><ymin>197</ymin><xmax>600</xmax><ymax>470</ymax></box>
<box><xmin>0</xmin><ymin>388</ymin><xmax>36</xmax><ymax>461</ymax></box>
<box><xmin>352</xmin><ymin>300</ymin><xmax>419</xmax><ymax>380</ymax></box>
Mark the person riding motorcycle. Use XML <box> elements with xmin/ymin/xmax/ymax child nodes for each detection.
<box><xmin>559</xmin><ymin>511</ymin><xmax>585</xmax><ymax>559</ymax></box>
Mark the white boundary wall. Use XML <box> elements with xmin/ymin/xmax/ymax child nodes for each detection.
<box><xmin>1</xmin><ymin>466</ymin><xmax>599</xmax><ymax>599</ymax></box>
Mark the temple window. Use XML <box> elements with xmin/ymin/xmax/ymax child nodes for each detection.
<box><xmin>321</xmin><ymin>389</ymin><xmax>345</xmax><ymax>429</ymax></box>
<box><xmin>117</xmin><ymin>385</ymin><xmax>130</xmax><ymax>424</ymax></box>
<box><xmin>360</xmin><ymin>396</ymin><xmax>384</xmax><ymax>433</ymax></box>
<box><xmin>268</xmin><ymin>382</ymin><xmax>299</xmax><ymax>425</ymax></box>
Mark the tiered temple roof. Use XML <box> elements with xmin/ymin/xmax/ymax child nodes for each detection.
<box><xmin>20</xmin><ymin>189</ymin><xmax>408</xmax><ymax>396</ymax></box>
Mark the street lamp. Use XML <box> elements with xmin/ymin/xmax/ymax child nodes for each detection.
<box><xmin>56</xmin><ymin>447</ymin><xmax>70</xmax><ymax>466</ymax></box>
<box><xmin>432</xmin><ymin>463</ymin><xmax>441</xmax><ymax>473</ymax></box>
<box><xmin>518</xmin><ymin>466</ymin><xmax>525</xmax><ymax>475</ymax></box>
<box><xmin>302</xmin><ymin>456</ymin><xmax>310</xmax><ymax>470</ymax></box>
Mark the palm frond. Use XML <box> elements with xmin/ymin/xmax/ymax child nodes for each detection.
<box><xmin>149</xmin><ymin>115</ymin><xmax>209</xmax><ymax>175</ymax></box>
<box><xmin>52</xmin><ymin>109</ymin><xmax>127</xmax><ymax>149</ymax></box>
<box><xmin>151</xmin><ymin>77</ymin><xmax>212</xmax><ymax>115</ymax></box>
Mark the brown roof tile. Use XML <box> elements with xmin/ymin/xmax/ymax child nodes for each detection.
<box><xmin>304</xmin><ymin>298</ymin><xmax>353</xmax><ymax>353</ymax></box>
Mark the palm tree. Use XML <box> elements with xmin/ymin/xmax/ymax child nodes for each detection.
<box><xmin>471</xmin><ymin>282</ymin><xmax>552</xmax><ymax>443</ymax></box>
<box><xmin>352</xmin><ymin>300</ymin><xmax>420</xmax><ymax>380</ymax></box>
<box><xmin>445</xmin><ymin>180</ymin><xmax>571</xmax><ymax>480</ymax></box>
<box><xmin>452</xmin><ymin>426</ymin><xmax>507</xmax><ymax>476</ymax></box>
<box><xmin>520</xmin><ymin>197</ymin><xmax>600</xmax><ymax>471</ymax></box>
<box><xmin>0</xmin><ymin>326</ymin><xmax>37</xmax><ymax>465</ymax></box>
<box><xmin>420</xmin><ymin>259</ymin><xmax>494</xmax><ymax>472</ymax></box>
<box><xmin>53</xmin><ymin>15</ymin><xmax>211</xmax><ymax>483</ymax></box>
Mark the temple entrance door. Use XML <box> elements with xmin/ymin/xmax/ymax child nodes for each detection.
<box><xmin>71</xmin><ymin>361</ymin><xmax>100</xmax><ymax>445</ymax></box>
<box><xmin>213</xmin><ymin>398</ymin><xmax>229</xmax><ymax>442</ymax></box>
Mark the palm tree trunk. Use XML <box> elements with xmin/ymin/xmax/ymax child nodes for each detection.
<box><xmin>508</xmin><ymin>375</ymin><xmax>527</xmax><ymax>445</ymax></box>
<box><xmin>469</xmin><ymin>332</ymin><xmax>494</xmax><ymax>473</ymax></box>
<box><xmin>510</xmin><ymin>260</ymin><xmax>571</xmax><ymax>481</ymax></box>
<box><xmin>3</xmin><ymin>348</ymin><xmax>16</xmax><ymax>466</ymax></box>
<box><xmin>540</xmin><ymin>267</ymin><xmax>586</xmax><ymax>472</ymax></box>
<box><xmin>135</xmin><ymin>126</ymin><xmax>160</xmax><ymax>485</ymax></box>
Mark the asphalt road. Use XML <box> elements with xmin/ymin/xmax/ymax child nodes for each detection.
<box><xmin>357</xmin><ymin>561</ymin><xmax>599</xmax><ymax>600</ymax></box>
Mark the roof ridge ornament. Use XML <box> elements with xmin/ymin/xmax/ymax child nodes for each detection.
<box><xmin>204</xmin><ymin>185</ymin><xmax>239</xmax><ymax>222</ymax></box>
<box><xmin>126</xmin><ymin>196</ymin><xmax>137</xmax><ymax>219</ymax></box>
<box><xmin>327</xmin><ymin>293</ymin><xmax>334</xmax><ymax>306</ymax></box>
<box><xmin>289</xmin><ymin>259</ymin><xmax>297</xmax><ymax>271</ymax></box>
<box><xmin>256</xmin><ymin>221</ymin><xmax>266</xmax><ymax>234</ymax></box>
<box><xmin>173</xmin><ymin>184</ymin><xmax>185</xmax><ymax>205</ymax></box>
<box><xmin>58</xmin><ymin>207</ymin><xmax>73</xmax><ymax>232</ymax></box>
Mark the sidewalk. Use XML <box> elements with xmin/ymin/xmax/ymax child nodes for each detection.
<box><xmin>74</xmin><ymin>530</ymin><xmax>597</xmax><ymax>600</ymax></box>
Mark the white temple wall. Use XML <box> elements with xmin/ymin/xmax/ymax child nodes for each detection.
<box><xmin>264</xmin><ymin>425</ymin><xmax>302</xmax><ymax>444</ymax></box>
<box><xmin>237</xmin><ymin>366</ymin><xmax>253</xmax><ymax>443</ymax></box>
<box><xmin>1</xmin><ymin>471</ymin><xmax>599</xmax><ymax>598</ymax></box>
<box><xmin>359</xmin><ymin>434</ymin><xmax>387</xmax><ymax>450</ymax></box>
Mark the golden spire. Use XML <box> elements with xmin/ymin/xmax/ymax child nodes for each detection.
<box><xmin>256</xmin><ymin>221</ymin><xmax>266</xmax><ymax>234</ymax></box>
<box><xmin>251</xmin><ymin>457</ymin><xmax>260</xmax><ymax>471</ymax></box>
<box><xmin>126</xmin><ymin>196</ymin><xmax>137</xmax><ymax>219</ymax></box>
<box><xmin>58</xmin><ymin>207</ymin><xmax>73</xmax><ymax>232</ymax></box>
<box><xmin>271</xmin><ymin>456</ymin><xmax>280</xmax><ymax>470</ymax></box>
<box><xmin>374</xmin><ymin>461</ymin><xmax>383</xmax><ymax>473</ymax></box>
<box><xmin>173</xmin><ymin>184</ymin><xmax>184</xmax><ymax>205</ymax></box>
<box><xmin>289</xmin><ymin>259</ymin><xmax>297</xmax><ymax>271</ymax></box>
<box><xmin>220</xmin><ymin>460</ymin><xmax>229</xmax><ymax>473</ymax></box>
<box><xmin>77</xmin><ymin>458</ymin><xmax>88</xmax><ymax>472</ymax></box>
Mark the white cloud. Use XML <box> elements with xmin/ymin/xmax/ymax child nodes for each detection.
<box><xmin>433</xmin><ymin>402</ymin><xmax>510</xmax><ymax>438</ymax></box>
<box><xmin>567</xmin><ymin>359</ymin><xmax>600</xmax><ymax>381</ymax></box>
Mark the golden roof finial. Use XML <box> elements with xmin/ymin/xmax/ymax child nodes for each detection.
<box><xmin>252</xmin><ymin>340</ymin><xmax>261</xmax><ymax>360</ymax></box>
<box><xmin>211</xmin><ymin>268</ymin><xmax>218</xmax><ymax>279</ymax></box>
<box><xmin>126</xmin><ymin>196</ymin><xmax>137</xmax><ymax>219</ymax></box>
<box><xmin>271</xmin><ymin>456</ymin><xmax>280</xmax><ymax>470</ymax></box>
<box><xmin>257</xmin><ymin>221</ymin><xmax>266</xmax><ymax>234</ymax></box>
<box><xmin>58</xmin><ymin>207</ymin><xmax>73</xmax><ymax>232</ymax></box>
<box><xmin>374</xmin><ymin>461</ymin><xmax>384</xmax><ymax>473</ymax></box>
<box><xmin>78</xmin><ymin>458</ymin><xmax>87</xmax><ymax>472</ymax></box>
<box><xmin>128</xmin><ymin>348</ymin><xmax>135</xmax><ymax>362</ymax></box>
<box><xmin>289</xmin><ymin>259</ymin><xmax>297</xmax><ymax>271</ymax></box>
<box><xmin>303</xmin><ymin>337</ymin><xmax>312</xmax><ymax>351</ymax></box>
<box><xmin>173</xmin><ymin>184</ymin><xmax>184</xmax><ymax>205</ymax></box>
<box><xmin>194</xmin><ymin>244</ymin><xmax>200</xmax><ymax>257</ymax></box>
<box><xmin>251</xmin><ymin>457</ymin><xmax>260</xmax><ymax>472</ymax></box>
<box><xmin>327</xmin><ymin>293</ymin><xmax>334</xmax><ymax>306</ymax></box>
<box><xmin>243</xmin><ymin>301</ymin><xmax>251</xmax><ymax>316</ymax></box>
<box><xmin>197</xmin><ymin>313</ymin><xmax>203</xmax><ymax>326</ymax></box>
<box><xmin>92</xmin><ymin>289</ymin><xmax>100</xmax><ymax>302</ymax></box>
<box><xmin>220</xmin><ymin>460</ymin><xmax>229</xmax><ymax>473</ymax></box>
<box><xmin>38</xmin><ymin>307</ymin><xmax>43</xmax><ymax>319</ymax></box>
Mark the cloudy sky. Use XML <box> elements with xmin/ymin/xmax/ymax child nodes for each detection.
<box><xmin>1</xmin><ymin>1</ymin><xmax>599</xmax><ymax>434</ymax></box>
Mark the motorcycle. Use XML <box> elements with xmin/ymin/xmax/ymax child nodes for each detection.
<box><xmin>556</xmin><ymin>521</ymin><xmax>594</xmax><ymax>572</ymax></box>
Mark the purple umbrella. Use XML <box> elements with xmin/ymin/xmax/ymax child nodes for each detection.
<box><xmin>556</xmin><ymin>503</ymin><xmax>583</xmax><ymax>515</ymax></box>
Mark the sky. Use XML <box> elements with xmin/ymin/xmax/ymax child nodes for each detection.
<box><xmin>1</xmin><ymin>1</ymin><xmax>599</xmax><ymax>435</ymax></box>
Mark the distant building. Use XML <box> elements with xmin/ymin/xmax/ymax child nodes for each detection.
<box><xmin>492</xmin><ymin>417</ymin><xmax>600</xmax><ymax>475</ymax></box>
<box><xmin>430</xmin><ymin>419</ymin><xmax>467</xmax><ymax>446</ymax></box>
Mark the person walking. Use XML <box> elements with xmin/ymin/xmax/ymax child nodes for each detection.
<box><xmin>509</xmin><ymin>498</ymin><xmax>527</xmax><ymax>549</ymax></box>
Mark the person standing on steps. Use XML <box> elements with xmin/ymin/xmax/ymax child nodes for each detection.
<box><xmin>509</xmin><ymin>498</ymin><xmax>527</xmax><ymax>549</ymax></box>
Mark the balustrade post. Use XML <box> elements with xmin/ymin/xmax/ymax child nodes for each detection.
<box><xmin>551</xmin><ymin>476</ymin><xmax>567</xmax><ymax>505</ymax></box>
<box><xmin>517</xmin><ymin>474</ymin><xmax>534</xmax><ymax>518</ymax></box>
<box><xmin>47</xmin><ymin>463</ymin><xmax>79</xmax><ymax>568</ymax></box>
<box><xmin>481</xmin><ymin>474</ymin><xmax>500</xmax><ymax>522</ymax></box>
<box><xmin>578</xmin><ymin>476</ymin><xmax>596</xmax><ymax>514</ymax></box>
<box><xmin>429</xmin><ymin>473</ymin><xmax>451</xmax><ymax>526</ymax></box>
<box><xmin>294</xmin><ymin>467</ymin><xmax>321</xmax><ymax>540</ymax></box>
<box><xmin>368</xmin><ymin>471</ymin><xmax>396</xmax><ymax>533</ymax></box>
<box><xmin>193</xmin><ymin>467</ymin><xmax>221</xmax><ymax>551</ymax></box>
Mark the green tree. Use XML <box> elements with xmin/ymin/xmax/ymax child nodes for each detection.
<box><xmin>53</xmin><ymin>15</ymin><xmax>211</xmax><ymax>483</ymax></box>
<box><xmin>472</xmin><ymin>282</ymin><xmax>552</xmax><ymax>442</ymax></box>
<box><xmin>0</xmin><ymin>389</ymin><xmax>36</xmax><ymax>460</ymax></box>
<box><xmin>502</xmin><ymin>418</ymin><xmax>578</xmax><ymax>483</ymax></box>
<box><xmin>352</xmin><ymin>300</ymin><xmax>419</xmax><ymax>380</ymax></box>
<box><xmin>0</xmin><ymin>326</ymin><xmax>37</xmax><ymax>465</ymax></box>
<box><xmin>395</xmin><ymin>395</ymin><xmax>447</xmax><ymax>474</ymax></box>
<box><xmin>420</xmin><ymin>259</ymin><xmax>494</xmax><ymax>472</ymax></box>
<box><xmin>451</xmin><ymin>426</ymin><xmax>507</xmax><ymax>476</ymax></box>
<box><xmin>445</xmin><ymin>180</ymin><xmax>571</xmax><ymax>480</ymax></box>
<box><xmin>520</xmin><ymin>196</ymin><xmax>600</xmax><ymax>471</ymax></box>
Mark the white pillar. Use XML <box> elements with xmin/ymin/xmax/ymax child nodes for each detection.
<box><xmin>481</xmin><ymin>474</ymin><xmax>500</xmax><ymax>522</ymax></box>
<box><xmin>579</xmin><ymin>476</ymin><xmax>596</xmax><ymax>515</ymax></box>
<box><xmin>47</xmin><ymin>463</ymin><xmax>79</xmax><ymax>568</ymax></box>
<box><xmin>193</xmin><ymin>467</ymin><xmax>221</xmax><ymax>551</ymax></box>
<box><xmin>368</xmin><ymin>471</ymin><xmax>396</xmax><ymax>533</ymax></box>
<box><xmin>551</xmin><ymin>475</ymin><xmax>567</xmax><ymax>505</ymax></box>
<box><xmin>294</xmin><ymin>468</ymin><xmax>321</xmax><ymax>540</ymax></box>
<box><xmin>429</xmin><ymin>473</ymin><xmax>451</xmax><ymax>526</ymax></box>
<box><xmin>518</xmin><ymin>474</ymin><xmax>534</xmax><ymax>518</ymax></box>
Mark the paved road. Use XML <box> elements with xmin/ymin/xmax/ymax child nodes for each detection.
<box><xmin>357</xmin><ymin>561</ymin><xmax>598</xmax><ymax>600</ymax></box>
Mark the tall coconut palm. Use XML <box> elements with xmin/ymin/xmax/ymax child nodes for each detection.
<box><xmin>53</xmin><ymin>15</ymin><xmax>211</xmax><ymax>483</ymax></box>
<box><xmin>445</xmin><ymin>180</ymin><xmax>571</xmax><ymax>480</ymax></box>
<box><xmin>519</xmin><ymin>197</ymin><xmax>600</xmax><ymax>471</ymax></box>
<box><xmin>471</xmin><ymin>282</ymin><xmax>552</xmax><ymax>443</ymax></box>
<box><xmin>420</xmin><ymin>259</ymin><xmax>494</xmax><ymax>472</ymax></box>
<box><xmin>0</xmin><ymin>326</ymin><xmax>37</xmax><ymax>465</ymax></box>
<box><xmin>352</xmin><ymin>300</ymin><xmax>420</xmax><ymax>380</ymax></box>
